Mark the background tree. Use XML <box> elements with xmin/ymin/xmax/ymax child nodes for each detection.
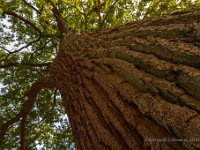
<box><xmin>0</xmin><ymin>0</ymin><xmax>200</xmax><ymax>149</ymax></box>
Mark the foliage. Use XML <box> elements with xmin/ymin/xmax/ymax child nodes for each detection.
<box><xmin>0</xmin><ymin>0</ymin><xmax>199</xmax><ymax>149</ymax></box>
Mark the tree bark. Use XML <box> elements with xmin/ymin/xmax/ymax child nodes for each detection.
<box><xmin>50</xmin><ymin>9</ymin><xmax>200</xmax><ymax>150</ymax></box>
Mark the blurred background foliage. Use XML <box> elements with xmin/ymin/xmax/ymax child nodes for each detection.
<box><xmin>0</xmin><ymin>0</ymin><xmax>199</xmax><ymax>149</ymax></box>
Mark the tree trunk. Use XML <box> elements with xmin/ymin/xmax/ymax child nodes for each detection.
<box><xmin>50</xmin><ymin>9</ymin><xmax>200</xmax><ymax>150</ymax></box>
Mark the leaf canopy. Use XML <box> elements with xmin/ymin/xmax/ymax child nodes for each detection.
<box><xmin>0</xmin><ymin>0</ymin><xmax>199</xmax><ymax>149</ymax></box>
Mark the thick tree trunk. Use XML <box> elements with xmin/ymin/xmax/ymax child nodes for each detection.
<box><xmin>50</xmin><ymin>9</ymin><xmax>200</xmax><ymax>150</ymax></box>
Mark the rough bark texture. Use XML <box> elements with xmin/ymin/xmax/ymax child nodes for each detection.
<box><xmin>50</xmin><ymin>9</ymin><xmax>200</xmax><ymax>150</ymax></box>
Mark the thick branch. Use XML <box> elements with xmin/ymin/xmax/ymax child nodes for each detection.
<box><xmin>0</xmin><ymin>62</ymin><xmax>51</xmax><ymax>68</ymax></box>
<box><xmin>0</xmin><ymin>76</ymin><xmax>55</xmax><ymax>144</ymax></box>
<box><xmin>4</xmin><ymin>11</ymin><xmax>42</xmax><ymax>35</ymax></box>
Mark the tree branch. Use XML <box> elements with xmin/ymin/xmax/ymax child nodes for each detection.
<box><xmin>49</xmin><ymin>89</ymin><xmax>58</xmax><ymax>113</ymax></box>
<box><xmin>0</xmin><ymin>76</ymin><xmax>56</xmax><ymax>144</ymax></box>
<box><xmin>100</xmin><ymin>1</ymin><xmax>117</xmax><ymax>29</ymax></box>
<box><xmin>97</xmin><ymin>0</ymin><xmax>102</xmax><ymax>29</ymax></box>
<box><xmin>20</xmin><ymin>114</ymin><xmax>27</xmax><ymax>150</ymax></box>
<box><xmin>46</xmin><ymin>0</ymin><xmax>67</xmax><ymax>35</ymax></box>
<box><xmin>5</xmin><ymin>37</ymin><xmax>42</xmax><ymax>55</ymax></box>
<box><xmin>0</xmin><ymin>62</ymin><xmax>51</xmax><ymax>68</ymax></box>
<box><xmin>53</xmin><ymin>88</ymin><xmax>58</xmax><ymax>105</ymax></box>
<box><xmin>4</xmin><ymin>35</ymin><xmax>59</xmax><ymax>57</ymax></box>
<box><xmin>22</xmin><ymin>0</ymin><xmax>40</xmax><ymax>14</ymax></box>
<box><xmin>4</xmin><ymin>11</ymin><xmax>42</xmax><ymax>35</ymax></box>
